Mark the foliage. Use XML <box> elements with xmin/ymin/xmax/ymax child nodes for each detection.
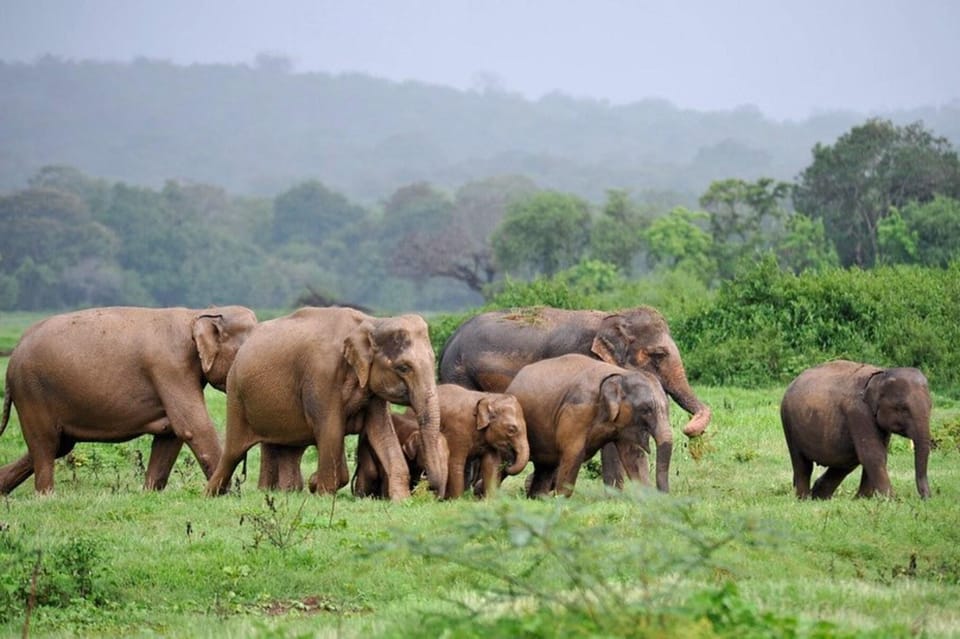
<box><xmin>588</xmin><ymin>189</ymin><xmax>648</xmax><ymax>275</ymax></box>
<box><xmin>794</xmin><ymin>118</ymin><xmax>960</xmax><ymax>268</ymax></box>
<box><xmin>491</xmin><ymin>191</ymin><xmax>592</xmax><ymax>278</ymax></box>
<box><xmin>642</xmin><ymin>206</ymin><xmax>716</xmax><ymax>283</ymax></box>
<box><xmin>883</xmin><ymin>196</ymin><xmax>960</xmax><ymax>268</ymax></box>
<box><xmin>675</xmin><ymin>256</ymin><xmax>960</xmax><ymax>392</ymax></box>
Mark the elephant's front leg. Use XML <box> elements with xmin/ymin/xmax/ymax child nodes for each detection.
<box><xmin>615</xmin><ymin>438</ymin><xmax>645</xmax><ymax>486</ymax></box>
<box><xmin>555</xmin><ymin>448</ymin><xmax>587</xmax><ymax>497</ymax></box>
<box><xmin>145</xmin><ymin>434</ymin><xmax>184</xmax><ymax>490</ymax></box>
<box><xmin>445</xmin><ymin>450</ymin><xmax>469</xmax><ymax>499</ymax></box>
<box><xmin>478</xmin><ymin>451</ymin><xmax>503</xmax><ymax>498</ymax></box>
<box><xmin>156</xmin><ymin>384</ymin><xmax>223</xmax><ymax>478</ymax></box>
<box><xmin>363</xmin><ymin>399</ymin><xmax>411</xmax><ymax>501</ymax></box>
<box><xmin>352</xmin><ymin>434</ymin><xmax>382</xmax><ymax>497</ymax></box>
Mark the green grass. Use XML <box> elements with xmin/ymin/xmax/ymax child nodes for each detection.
<box><xmin>1</xmin><ymin>319</ymin><xmax>960</xmax><ymax>637</ymax></box>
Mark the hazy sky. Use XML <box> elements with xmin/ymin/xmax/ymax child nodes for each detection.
<box><xmin>1</xmin><ymin>0</ymin><xmax>957</xmax><ymax>120</ymax></box>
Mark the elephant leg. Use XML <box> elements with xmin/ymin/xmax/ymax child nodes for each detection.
<box><xmin>258</xmin><ymin>445</ymin><xmax>305</xmax><ymax>492</ymax></box>
<box><xmin>18</xmin><ymin>410</ymin><xmax>59</xmax><ymax>494</ymax></box>
<box><xmin>615</xmin><ymin>439</ymin><xmax>645</xmax><ymax>485</ymax></box>
<box><xmin>600</xmin><ymin>442</ymin><xmax>624</xmax><ymax>488</ymax></box>
<box><xmin>555</xmin><ymin>449</ymin><xmax>587</xmax><ymax>497</ymax></box>
<box><xmin>527</xmin><ymin>464</ymin><xmax>556</xmax><ymax>498</ymax></box>
<box><xmin>785</xmin><ymin>438</ymin><xmax>814</xmax><ymax>498</ymax></box>
<box><xmin>145</xmin><ymin>434</ymin><xmax>184</xmax><ymax>490</ymax></box>
<box><xmin>477</xmin><ymin>452</ymin><xmax>502</xmax><ymax>499</ymax></box>
<box><xmin>205</xmin><ymin>400</ymin><xmax>257</xmax><ymax>496</ymax></box>
<box><xmin>445</xmin><ymin>452</ymin><xmax>468</xmax><ymax>499</ymax></box>
<box><xmin>352</xmin><ymin>434</ymin><xmax>382</xmax><ymax>498</ymax></box>
<box><xmin>0</xmin><ymin>454</ymin><xmax>35</xmax><ymax>495</ymax></box>
<box><xmin>811</xmin><ymin>466</ymin><xmax>855</xmax><ymax>499</ymax></box>
<box><xmin>856</xmin><ymin>465</ymin><xmax>893</xmax><ymax>499</ymax></box>
<box><xmin>362</xmin><ymin>401</ymin><xmax>410</xmax><ymax>501</ymax></box>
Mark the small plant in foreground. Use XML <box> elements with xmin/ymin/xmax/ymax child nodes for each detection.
<box><xmin>240</xmin><ymin>493</ymin><xmax>316</xmax><ymax>550</ymax></box>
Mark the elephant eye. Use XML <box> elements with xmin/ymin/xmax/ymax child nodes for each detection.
<box><xmin>394</xmin><ymin>363</ymin><xmax>412</xmax><ymax>375</ymax></box>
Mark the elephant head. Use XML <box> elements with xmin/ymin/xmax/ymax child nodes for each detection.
<box><xmin>192</xmin><ymin>306</ymin><xmax>259</xmax><ymax>391</ymax></box>
<box><xmin>598</xmin><ymin>370</ymin><xmax>673</xmax><ymax>492</ymax></box>
<box><xmin>476</xmin><ymin>394</ymin><xmax>529</xmax><ymax>476</ymax></box>
<box><xmin>591</xmin><ymin>307</ymin><xmax>710</xmax><ymax>437</ymax></box>
<box><xmin>344</xmin><ymin>314</ymin><xmax>448</xmax><ymax>497</ymax></box>
<box><xmin>863</xmin><ymin>367</ymin><xmax>932</xmax><ymax>499</ymax></box>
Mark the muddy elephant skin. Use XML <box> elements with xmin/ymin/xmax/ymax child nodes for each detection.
<box><xmin>780</xmin><ymin>359</ymin><xmax>931</xmax><ymax>500</ymax></box>
<box><xmin>0</xmin><ymin>305</ymin><xmax>258</xmax><ymax>494</ymax></box>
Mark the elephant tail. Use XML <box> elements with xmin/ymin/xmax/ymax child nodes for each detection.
<box><xmin>0</xmin><ymin>380</ymin><xmax>11</xmax><ymax>437</ymax></box>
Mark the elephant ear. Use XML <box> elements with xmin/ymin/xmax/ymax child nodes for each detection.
<box><xmin>591</xmin><ymin>315</ymin><xmax>630</xmax><ymax>366</ymax></box>
<box><xmin>402</xmin><ymin>431</ymin><xmax>421</xmax><ymax>461</ymax></box>
<box><xmin>475</xmin><ymin>398</ymin><xmax>494</xmax><ymax>430</ymax></box>
<box><xmin>193</xmin><ymin>313</ymin><xmax>225</xmax><ymax>375</ymax></box>
<box><xmin>599</xmin><ymin>375</ymin><xmax>624</xmax><ymax>424</ymax></box>
<box><xmin>344</xmin><ymin>322</ymin><xmax>376</xmax><ymax>388</ymax></box>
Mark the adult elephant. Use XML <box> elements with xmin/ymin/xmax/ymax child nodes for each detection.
<box><xmin>204</xmin><ymin>307</ymin><xmax>446</xmax><ymax>500</ymax></box>
<box><xmin>505</xmin><ymin>354</ymin><xmax>672</xmax><ymax>497</ymax></box>
<box><xmin>780</xmin><ymin>360</ymin><xmax>931</xmax><ymax>500</ymax></box>
<box><xmin>0</xmin><ymin>305</ymin><xmax>258</xmax><ymax>494</ymax></box>
<box><xmin>354</xmin><ymin>384</ymin><xmax>529</xmax><ymax>499</ymax></box>
<box><xmin>438</xmin><ymin>306</ymin><xmax>709</xmax><ymax>485</ymax></box>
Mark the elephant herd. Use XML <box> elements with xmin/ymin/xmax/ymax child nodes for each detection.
<box><xmin>0</xmin><ymin>304</ymin><xmax>933</xmax><ymax>501</ymax></box>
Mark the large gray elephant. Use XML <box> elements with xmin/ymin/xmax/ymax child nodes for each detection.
<box><xmin>505</xmin><ymin>354</ymin><xmax>672</xmax><ymax>497</ymax></box>
<box><xmin>780</xmin><ymin>360</ymin><xmax>932</xmax><ymax>500</ymax></box>
<box><xmin>204</xmin><ymin>307</ymin><xmax>446</xmax><ymax>500</ymax></box>
<box><xmin>439</xmin><ymin>306</ymin><xmax>707</xmax><ymax>485</ymax></box>
<box><xmin>0</xmin><ymin>305</ymin><xmax>258</xmax><ymax>494</ymax></box>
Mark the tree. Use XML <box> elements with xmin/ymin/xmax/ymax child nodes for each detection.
<box><xmin>776</xmin><ymin>213</ymin><xmax>840</xmax><ymax>273</ymax></box>
<box><xmin>272</xmin><ymin>180</ymin><xmax>369</xmax><ymax>246</ymax></box>
<box><xmin>898</xmin><ymin>195</ymin><xmax>960</xmax><ymax>267</ymax></box>
<box><xmin>699</xmin><ymin>177</ymin><xmax>792</xmax><ymax>278</ymax></box>
<box><xmin>642</xmin><ymin>206</ymin><xmax>716</xmax><ymax>282</ymax></box>
<box><xmin>389</xmin><ymin>176</ymin><xmax>539</xmax><ymax>296</ymax></box>
<box><xmin>794</xmin><ymin>119</ymin><xmax>960</xmax><ymax>267</ymax></box>
<box><xmin>491</xmin><ymin>191</ymin><xmax>592</xmax><ymax>277</ymax></box>
<box><xmin>589</xmin><ymin>189</ymin><xmax>647</xmax><ymax>275</ymax></box>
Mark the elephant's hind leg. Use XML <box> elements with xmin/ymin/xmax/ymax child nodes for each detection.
<box><xmin>205</xmin><ymin>401</ymin><xmax>257</xmax><ymax>496</ymax></box>
<box><xmin>812</xmin><ymin>466</ymin><xmax>855</xmax><ymax>499</ymax></box>
<box><xmin>0</xmin><ymin>454</ymin><xmax>34</xmax><ymax>495</ymax></box>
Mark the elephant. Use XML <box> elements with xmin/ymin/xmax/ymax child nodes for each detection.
<box><xmin>504</xmin><ymin>354</ymin><xmax>672</xmax><ymax>497</ymax></box>
<box><xmin>0</xmin><ymin>305</ymin><xmax>258</xmax><ymax>494</ymax></box>
<box><xmin>780</xmin><ymin>360</ymin><xmax>932</xmax><ymax>500</ymax></box>
<box><xmin>438</xmin><ymin>305</ymin><xmax>707</xmax><ymax>486</ymax></box>
<box><xmin>204</xmin><ymin>307</ymin><xmax>447</xmax><ymax>500</ymax></box>
<box><xmin>353</xmin><ymin>384</ymin><xmax>529</xmax><ymax>499</ymax></box>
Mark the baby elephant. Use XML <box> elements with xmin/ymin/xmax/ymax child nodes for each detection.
<box><xmin>506</xmin><ymin>354</ymin><xmax>672</xmax><ymax>497</ymax></box>
<box><xmin>780</xmin><ymin>360</ymin><xmax>932</xmax><ymax>500</ymax></box>
<box><xmin>354</xmin><ymin>384</ymin><xmax>529</xmax><ymax>499</ymax></box>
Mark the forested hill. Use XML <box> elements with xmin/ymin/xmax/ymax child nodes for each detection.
<box><xmin>3</xmin><ymin>57</ymin><xmax>958</xmax><ymax>202</ymax></box>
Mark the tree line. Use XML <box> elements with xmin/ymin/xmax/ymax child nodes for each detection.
<box><xmin>1</xmin><ymin>118</ymin><xmax>959</xmax><ymax>312</ymax></box>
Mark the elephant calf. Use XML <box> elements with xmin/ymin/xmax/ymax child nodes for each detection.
<box><xmin>354</xmin><ymin>384</ymin><xmax>529</xmax><ymax>499</ymax></box>
<box><xmin>505</xmin><ymin>354</ymin><xmax>672</xmax><ymax>497</ymax></box>
<box><xmin>780</xmin><ymin>360</ymin><xmax>932</xmax><ymax>500</ymax></box>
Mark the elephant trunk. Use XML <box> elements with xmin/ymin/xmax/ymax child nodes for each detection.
<box><xmin>653</xmin><ymin>413</ymin><xmax>673</xmax><ymax>493</ymax></box>
<box><xmin>412</xmin><ymin>386</ymin><xmax>448</xmax><ymax>499</ymax></box>
<box><xmin>660</xmin><ymin>347</ymin><xmax>711</xmax><ymax>438</ymax></box>
<box><xmin>504</xmin><ymin>434</ymin><xmax>530</xmax><ymax>476</ymax></box>
<box><xmin>913</xmin><ymin>433</ymin><xmax>931</xmax><ymax>499</ymax></box>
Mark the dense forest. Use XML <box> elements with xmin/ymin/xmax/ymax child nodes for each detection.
<box><xmin>0</xmin><ymin>58</ymin><xmax>959</xmax><ymax>313</ymax></box>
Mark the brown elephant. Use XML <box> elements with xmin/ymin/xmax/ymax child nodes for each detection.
<box><xmin>505</xmin><ymin>354</ymin><xmax>672</xmax><ymax>497</ymax></box>
<box><xmin>0</xmin><ymin>305</ymin><xmax>258</xmax><ymax>494</ymax></box>
<box><xmin>353</xmin><ymin>384</ymin><xmax>529</xmax><ymax>499</ymax></box>
<box><xmin>438</xmin><ymin>306</ymin><xmax>707</xmax><ymax>486</ymax></box>
<box><xmin>204</xmin><ymin>307</ymin><xmax>446</xmax><ymax>500</ymax></box>
<box><xmin>780</xmin><ymin>360</ymin><xmax>932</xmax><ymax>500</ymax></box>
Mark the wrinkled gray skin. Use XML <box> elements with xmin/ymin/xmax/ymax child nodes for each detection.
<box><xmin>439</xmin><ymin>306</ymin><xmax>708</xmax><ymax>487</ymax></box>
<box><xmin>205</xmin><ymin>307</ymin><xmax>446</xmax><ymax>501</ymax></box>
<box><xmin>780</xmin><ymin>360</ymin><xmax>932</xmax><ymax>500</ymax></box>
<box><xmin>0</xmin><ymin>306</ymin><xmax>258</xmax><ymax>494</ymax></box>
<box><xmin>353</xmin><ymin>384</ymin><xmax>529</xmax><ymax>499</ymax></box>
<box><xmin>505</xmin><ymin>354</ymin><xmax>672</xmax><ymax>497</ymax></box>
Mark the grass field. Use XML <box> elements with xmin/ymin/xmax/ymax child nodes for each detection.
<box><xmin>1</xmin><ymin>312</ymin><xmax>959</xmax><ymax>638</ymax></box>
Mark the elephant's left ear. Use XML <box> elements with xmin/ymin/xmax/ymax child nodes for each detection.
<box><xmin>599</xmin><ymin>375</ymin><xmax>624</xmax><ymax>424</ymax></box>
<box><xmin>193</xmin><ymin>313</ymin><xmax>225</xmax><ymax>375</ymax></box>
<box><xmin>591</xmin><ymin>315</ymin><xmax>629</xmax><ymax>365</ymax></box>
<box><xmin>476</xmin><ymin>398</ymin><xmax>494</xmax><ymax>430</ymax></box>
<box><xmin>344</xmin><ymin>323</ymin><xmax>376</xmax><ymax>388</ymax></box>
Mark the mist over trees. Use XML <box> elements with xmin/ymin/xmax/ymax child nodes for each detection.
<box><xmin>1</xmin><ymin>58</ymin><xmax>959</xmax><ymax>313</ymax></box>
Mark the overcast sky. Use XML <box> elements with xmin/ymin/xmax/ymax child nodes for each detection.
<box><xmin>1</xmin><ymin>0</ymin><xmax>957</xmax><ymax>121</ymax></box>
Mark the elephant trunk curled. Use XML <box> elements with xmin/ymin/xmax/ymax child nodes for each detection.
<box><xmin>658</xmin><ymin>349</ymin><xmax>710</xmax><ymax>438</ymax></box>
<box><xmin>504</xmin><ymin>432</ymin><xmax>530</xmax><ymax>476</ymax></box>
